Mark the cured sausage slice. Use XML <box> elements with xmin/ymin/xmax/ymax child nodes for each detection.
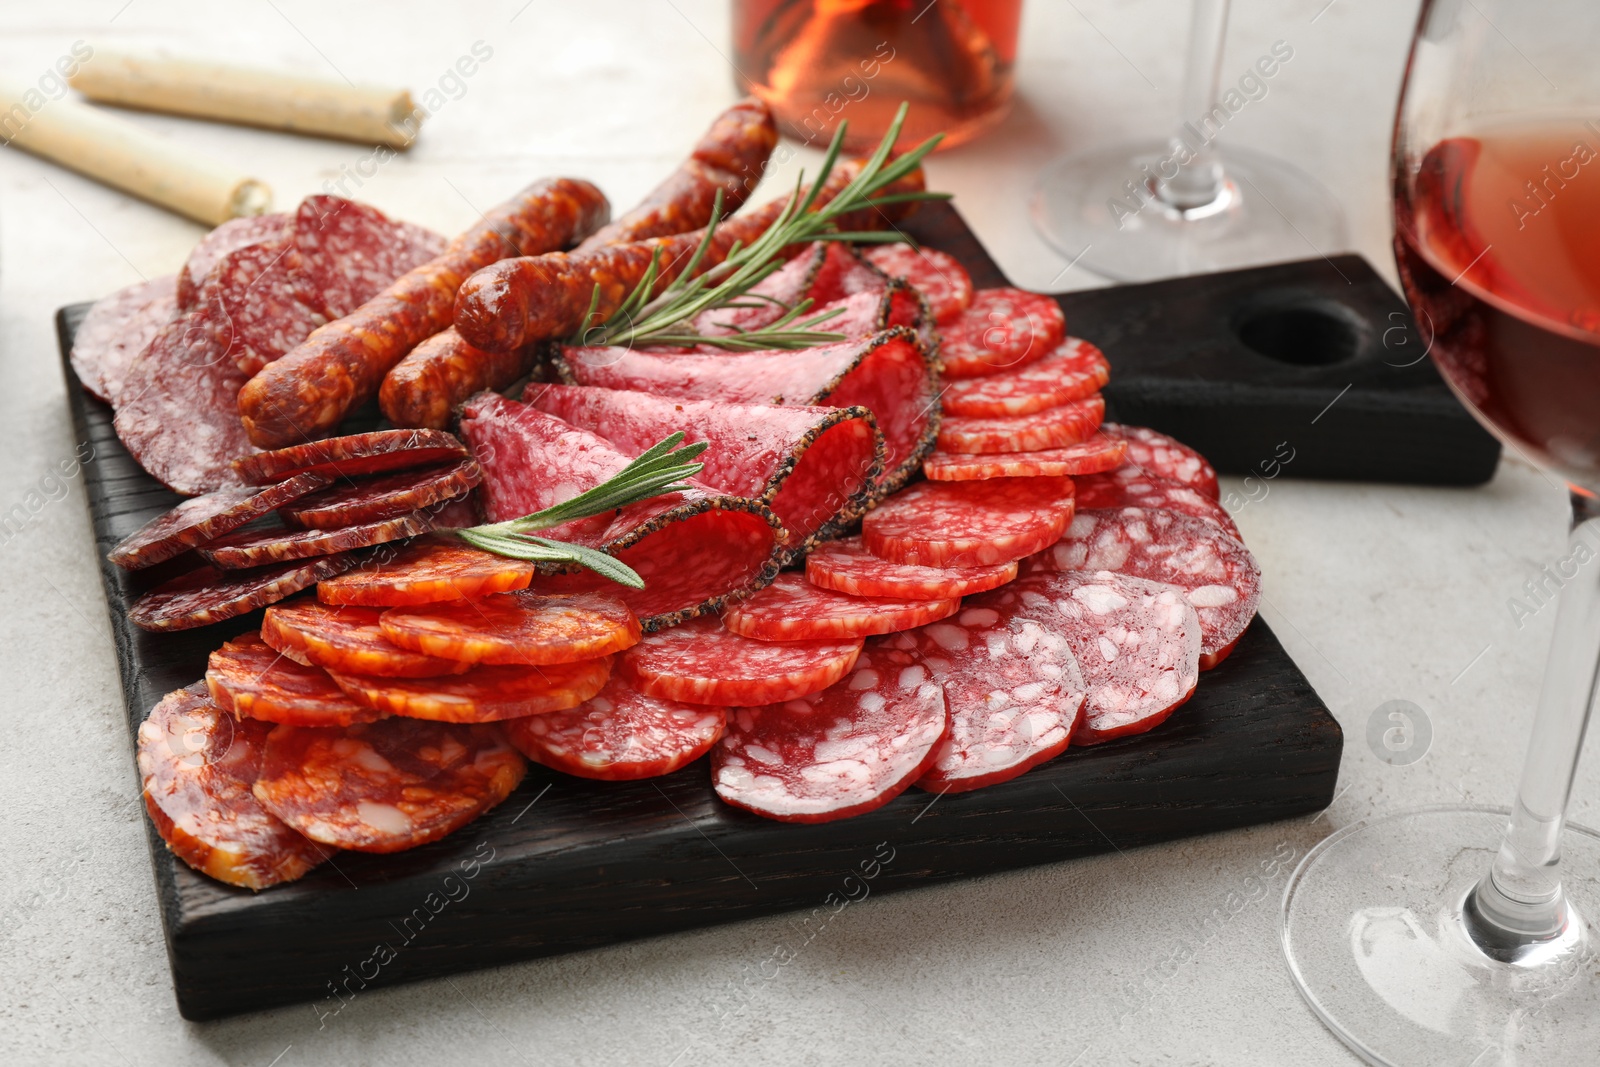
<box><xmin>207</xmin><ymin>633</ymin><xmax>384</xmax><ymax>727</ymax></box>
<box><xmin>177</xmin><ymin>212</ymin><xmax>289</xmax><ymax>310</ymax></box>
<box><xmin>460</xmin><ymin>395</ymin><xmax>780</xmax><ymax>628</ymax></box>
<box><xmin>316</xmin><ymin>536</ymin><xmax>534</xmax><ymax>606</ymax></box>
<box><xmin>525</xmin><ymin>383</ymin><xmax>881</xmax><ymax>556</ymax></box>
<box><xmin>328</xmin><ymin>656</ymin><xmax>612</xmax><ymax>722</ymax></box>
<box><xmin>936</xmin><ymin>396</ymin><xmax>1104</xmax><ymax>455</ymax></box>
<box><xmin>138</xmin><ymin>682</ymin><xmax>328</xmax><ymax>889</ymax></box>
<box><xmin>562</xmin><ymin>331</ymin><xmax>936</xmax><ymax>500</ymax></box>
<box><xmin>253</xmin><ymin>718</ymin><xmax>525</xmax><ymax>852</ymax></box>
<box><xmin>109</xmin><ymin>472</ymin><xmax>330</xmax><ymax>570</ymax></box>
<box><xmin>281</xmin><ymin>460</ymin><xmax>482</xmax><ymax>529</ymax></box>
<box><xmin>233</xmin><ymin>428</ymin><xmax>469</xmax><ymax>486</ymax></box>
<box><xmin>378</xmin><ymin>590</ymin><xmax>640</xmax><ymax>666</ymax></box>
<box><xmin>863</xmin><ymin>243</ymin><xmax>974</xmax><ymax>324</ymax></box>
<box><xmin>862</xmin><ymin>476</ymin><xmax>1076</xmax><ymax>568</ymax></box>
<box><xmin>291</xmin><ymin>195</ymin><xmax>446</xmax><ymax>323</ymax></box>
<box><xmin>129</xmin><ymin>552</ymin><xmax>360</xmax><ymax>631</ymax></box>
<box><xmin>198</xmin><ymin>512</ymin><xmax>430</xmax><ymax>569</ymax></box>
<box><xmin>70</xmin><ymin>274</ymin><xmax>178</xmax><ymax>403</ymax></box>
<box><xmin>804</xmin><ymin>537</ymin><xmax>1018</xmax><ymax>600</ymax></box>
<box><xmin>503</xmin><ymin>673</ymin><xmax>726</xmax><ymax>780</ymax></box>
<box><xmin>624</xmin><ymin>616</ymin><xmax>862</xmax><ymax>705</ymax></box>
<box><xmin>711</xmin><ymin>638</ymin><xmax>948</xmax><ymax>822</ymax></box>
<box><xmin>723</xmin><ymin>572</ymin><xmax>959</xmax><ymax>641</ymax></box>
<box><xmin>1009</xmin><ymin>570</ymin><xmax>1201</xmax><ymax>744</ymax></box>
<box><xmin>261</xmin><ymin>598</ymin><xmax>470</xmax><ymax>678</ymax></box>
<box><xmin>205</xmin><ymin>237</ymin><xmax>326</xmax><ymax>376</ymax></box>
<box><xmin>1105</xmin><ymin>423</ymin><xmax>1220</xmax><ymax>499</ymax></box>
<box><xmin>1073</xmin><ymin>469</ymin><xmax>1240</xmax><ymax>538</ymax></box>
<box><xmin>940</xmin><ymin>337</ymin><xmax>1110</xmax><ymax>418</ymax></box>
<box><xmin>938</xmin><ymin>288</ymin><xmax>1066</xmax><ymax>379</ymax></box>
<box><xmin>1030</xmin><ymin>507</ymin><xmax>1261</xmax><ymax>669</ymax></box>
<box><xmin>895</xmin><ymin>600</ymin><xmax>1088</xmax><ymax>793</ymax></box>
<box><xmin>923</xmin><ymin>433</ymin><xmax>1128</xmax><ymax>481</ymax></box>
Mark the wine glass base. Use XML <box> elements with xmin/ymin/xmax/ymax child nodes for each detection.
<box><xmin>1281</xmin><ymin>806</ymin><xmax>1600</xmax><ymax>1066</ymax></box>
<box><xmin>1030</xmin><ymin>141</ymin><xmax>1347</xmax><ymax>282</ymax></box>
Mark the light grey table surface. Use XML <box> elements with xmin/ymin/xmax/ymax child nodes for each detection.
<box><xmin>0</xmin><ymin>2</ymin><xmax>1584</xmax><ymax>1064</ymax></box>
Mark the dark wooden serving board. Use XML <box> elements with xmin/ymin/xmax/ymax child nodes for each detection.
<box><xmin>60</xmin><ymin>203</ymin><xmax>1352</xmax><ymax>1022</ymax></box>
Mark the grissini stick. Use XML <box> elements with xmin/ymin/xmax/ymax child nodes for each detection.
<box><xmin>0</xmin><ymin>89</ymin><xmax>270</xmax><ymax>224</ymax></box>
<box><xmin>68</xmin><ymin>50</ymin><xmax>421</xmax><ymax>148</ymax></box>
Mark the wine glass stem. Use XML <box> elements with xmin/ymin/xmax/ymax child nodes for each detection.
<box><xmin>1469</xmin><ymin>492</ymin><xmax>1600</xmax><ymax>950</ymax></box>
<box><xmin>1156</xmin><ymin>0</ymin><xmax>1230</xmax><ymax>212</ymax></box>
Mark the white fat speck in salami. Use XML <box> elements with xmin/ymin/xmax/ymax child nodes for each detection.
<box><xmin>623</xmin><ymin>615</ymin><xmax>862</xmax><ymax>706</ymax></box>
<box><xmin>939</xmin><ymin>337</ymin><xmax>1110</xmax><ymax>418</ymax></box>
<box><xmin>862</xmin><ymin>476</ymin><xmax>1076</xmax><ymax>567</ymax></box>
<box><xmin>1104</xmin><ymin>424</ymin><xmax>1220</xmax><ymax>498</ymax></box>
<box><xmin>723</xmin><ymin>572</ymin><xmax>959</xmax><ymax>641</ymax></box>
<box><xmin>70</xmin><ymin>275</ymin><xmax>178</xmax><ymax>403</ymax></box>
<box><xmin>711</xmin><ymin>637</ymin><xmax>949</xmax><ymax>822</ymax></box>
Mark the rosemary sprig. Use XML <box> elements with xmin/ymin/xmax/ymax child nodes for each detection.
<box><xmin>451</xmin><ymin>433</ymin><xmax>707</xmax><ymax>588</ymax></box>
<box><xmin>576</xmin><ymin>102</ymin><xmax>949</xmax><ymax>352</ymax></box>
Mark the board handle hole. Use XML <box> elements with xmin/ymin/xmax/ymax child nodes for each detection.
<box><xmin>1234</xmin><ymin>298</ymin><xmax>1365</xmax><ymax>366</ymax></box>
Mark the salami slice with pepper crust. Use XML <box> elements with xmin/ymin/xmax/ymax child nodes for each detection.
<box><xmin>329</xmin><ymin>656</ymin><xmax>612</xmax><ymax>722</ymax></box>
<box><xmin>863</xmin><ymin>242</ymin><xmax>974</xmax><ymax>324</ymax></box>
<box><xmin>804</xmin><ymin>537</ymin><xmax>1018</xmax><ymax>600</ymax></box>
<box><xmin>1030</xmin><ymin>507</ymin><xmax>1261</xmax><ymax>669</ymax></box>
<box><xmin>723</xmin><ymin>572</ymin><xmax>959</xmax><ymax>642</ymax></box>
<box><xmin>378</xmin><ymin>590</ymin><xmax>640</xmax><ymax>666</ymax></box>
<box><xmin>109</xmin><ymin>472</ymin><xmax>331</xmax><ymax>570</ymax></box>
<box><xmin>896</xmin><ymin>600</ymin><xmax>1087</xmax><ymax>793</ymax></box>
<box><xmin>129</xmin><ymin>552</ymin><xmax>361</xmax><ymax>631</ymax></box>
<box><xmin>937</xmin><ymin>395</ymin><xmax>1105</xmax><ymax>455</ymax></box>
<box><xmin>138</xmin><ymin>682</ymin><xmax>329</xmax><ymax>889</ymax></box>
<box><xmin>252</xmin><ymin>718</ymin><xmax>525</xmax><ymax>853</ymax></box>
<box><xmin>526</xmin><ymin>383</ymin><xmax>882</xmax><ymax>555</ymax></box>
<box><xmin>939</xmin><ymin>337</ymin><xmax>1110</xmax><ymax>418</ymax></box>
<box><xmin>862</xmin><ymin>476</ymin><xmax>1076</xmax><ymax>568</ymax></box>
<box><xmin>1073</xmin><ymin>469</ymin><xmax>1240</xmax><ymax>538</ymax></box>
<box><xmin>938</xmin><ymin>288</ymin><xmax>1065</xmax><ymax>379</ymax></box>
<box><xmin>177</xmin><ymin>213</ymin><xmax>290</xmax><ymax>310</ymax></box>
<box><xmin>624</xmin><ymin>616</ymin><xmax>862</xmax><ymax>706</ymax></box>
<box><xmin>1105</xmin><ymin>423</ymin><xmax>1220</xmax><ymax>499</ymax></box>
<box><xmin>711</xmin><ymin>637</ymin><xmax>949</xmax><ymax>822</ymax></box>
<box><xmin>317</xmin><ymin>536</ymin><xmax>534</xmax><ymax>606</ymax></box>
<box><xmin>261</xmin><ymin>598</ymin><xmax>470</xmax><ymax>678</ymax></box>
<box><xmin>233</xmin><ymin>429</ymin><xmax>469</xmax><ymax>486</ymax></box>
<box><xmin>198</xmin><ymin>512</ymin><xmax>431</xmax><ymax>569</ymax></box>
<box><xmin>923</xmin><ymin>433</ymin><xmax>1128</xmax><ymax>481</ymax></box>
<box><xmin>503</xmin><ymin>673</ymin><xmax>726</xmax><ymax>780</ymax></box>
<box><xmin>70</xmin><ymin>274</ymin><xmax>178</xmax><ymax>403</ymax></box>
<box><xmin>207</xmin><ymin>633</ymin><xmax>384</xmax><ymax>727</ymax></box>
<box><xmin>1008</xmin><ymin>570</ymin><xmax>1201</xmax><ymax>744</ymax></box>
<box><xmin>281</xmin><ymin>460</ymin><xmax>482</xmax><ymax>529</ymax></box>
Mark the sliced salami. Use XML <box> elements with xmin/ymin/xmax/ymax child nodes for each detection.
<box><xmin>203</xmin><ymin>237</ymin><xmax>327</xmax><ymax>376</ymax></box>
<box><xmin>207</xmin><ymin>633</ymin><xmax>384</xmax><ymax>727</ymax></box>
<box><xmin>460</xmin><ymin>395</ymin><xmax>780</xmax><ymax>628</ymax></box>
<box><xmin>503</xmin><ymin>673</ymin><xmax>726</xmax><ymax>780</ymax></box>
<box><xmin>129</xmin><ymin>553</ymin><xmax>360</xmax><ymax>631</ymax></box>
<box><xmin>1030</xmin><ymin>507</ymin><xmax>1261</xmax><ymax>669</ymax></box>
<box><xmin>894</xmin><ymin>599</ymin><xmax>1087</xmax><ymax>792</ymax></box>
<box><xmin>109</xmin><ymin>472</ymin><xmax>330</xmax><ymax>570</ymax></box>
<box><xmin>863</xmin><ymin>243</ymin><xmax>974</xmax><ymax>324</ymax></box>
<box><xmin>723</xmin><ymin>572</ymin><xmax>959</xmax><ymax>642</ymax></box>
<box><xmin>378</xmin><ymin>590</ymin><xmax>640</xmax><ymax>666</ymax></box>
<box><xmin>233</xmin><ymin>429</ymin><xmax>470</xmax><ymax>486</ymax></box>
<box><xmin>624</xmin><ymin>615</ymin><xmax>862</xmax><ymax>706</ymax></box>
<box><xmin>198</xmin><ymin>513</ymin><xmax>430</xmax><ymax>569</ymax></box>
<box><xmin>138</xmin><ymin>682</ymin><xmax>328</xmax><ymax>889</ymax></box>
<box><xmin>177</xmin><ymin>212</ymin><xmax>290</xmax><ymax>310</ymax></box>
<box><xmin>1009</xmin><ymin>570</ymin><xmax>1201</xmax><ymax>744</ymax></box>
<box><xmin>525</xmin><ymin>383</ymin><xmax>881</xmax><ymax>556</ymax></box>
<box><xmin>329</xmin><ymin>656</ymin><xmax>612</xmax><ymax>722</ymax></box>
<box><xmin>316</xmin><ymin>536</ymin><xmax>534</xmax><ymax>606</ymax></box>
<box><xmin>940</xmin><ymin>337</ymin><xmax>1110</xmax><ymax>418</ymax></box>
<box><xmin>923</xmin><ymin>433</ymin><xmax>1128</xmax><ymax>481</ymax></box>
<box><xmin>711</xmin><ymin>637</ymin><xmax>949</xmax><ymax>822</ymax></box>
<box><xmin>861</xmin><ymin>476</ymin><xmax>1076</xmax><ymax>567</ymax></box>
<box><xmin>70</xmin><ymin>274</ymin><xmax>178</xmax><ymax>403</ymax></box>
<box><xmin>253</xmin><ymin>718</ymin><xmax>525</xmax><ymax>853</ymax></box>
<box><xmin>261</xmin><ymin>598</ymin><xmax>470</xmax><ymax>678</ymax></box>
<box><xmin>1073</xmin><ymin>469</ymin><xmax>1240</xmax><ymax>538</ymax></box>
<box><xmin>938</xmin><ymin>288</ymin><xmax>1066</xmax><ymax>379</ymax></box>
<box><xmin>1105</xmin><ymin>423</ymin><xmax>1220</xmax><ymax>499</ymax></box>
<box><xmin>291</xmin><ymin>196</ymin><xmax>446</xmax><ymax>321</ymax></box>
<box><xmin>804</xmin><ymin>537</ymin><xmax>1018</xmax><ymax>600</ymax></box>
<box><xmin>937</xmin><ymin>395</ymin><xmax>1104</xmax><ymax>455</ymax></box>
<box><xmin>281</xmin><ymin>460</ymin><xmax>482</xmax><ymax>529</ymax></box>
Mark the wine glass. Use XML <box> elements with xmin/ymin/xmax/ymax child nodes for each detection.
<box><xmin>1029</xmin><ymin>0</ymin><xmax>1346</xmax><ymax>282</ymax></box>
<box><xmin>1280</xmin><ymin>1</ymin><xmax>1600</xmax><ymax>1062</ymax></box>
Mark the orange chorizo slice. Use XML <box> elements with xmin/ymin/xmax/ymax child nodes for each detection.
<box><xmin>261</xmin><ymin>597</ymin><xmax>470</xmax><ymax>678</ymax></box>
<box><xmin>328</xmin><ymin>656</ymin><xmax>613</xmax><ymax>722</ymax></box>
<box><xmin>316</xmin><ymin>536</ymin><xmax>534</xmax><ymax>606</ymax></box>
<box><xmin>378</xmin><ymin>591</ymin><xmax>641</xmax><ymax>666</ymax></box>
<box><xmin>206</xmin><ymin>633</ymin><xmax>384</xmax><ymax>727</ymax></box>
